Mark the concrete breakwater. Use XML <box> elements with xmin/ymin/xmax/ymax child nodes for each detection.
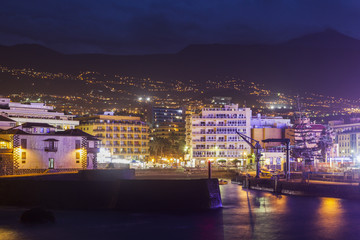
<box><xmin>0</xmin><ymin>170</ymin><xmax>222</xmax><ymax>211</ymax></box>
<box><xmin>235</xmin><ymin>175</ymin><xmax>360</xmax><ymax>200</ymax></box>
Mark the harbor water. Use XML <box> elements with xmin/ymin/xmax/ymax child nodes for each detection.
<box><xmin>0</xmin><ymin>183</ymin><xmax>359</xmax><ymax>240</ymax></box>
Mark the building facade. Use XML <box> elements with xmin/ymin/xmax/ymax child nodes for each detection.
<box><xmin>337</xmin><ymin>130</ymin><xmax>360</xmax><ymax>158</ymax></box>
<box><xmin>152</xmin><ymin>107</ymin><xmax>184</xmax><ymax>125</ymax></box>
<box><xmin>0</xmin><ymin>127</ymin><xmax>99</xmax><ymax>175</ymax></box>
<box><xmin>0</xmin><ymin>115</ymin><xmax>16</xmax><ymax>130</ymax></box>
<box><xmin>186</xmin><ymin>104</ymin><xmax>252</xmax><ymax>167</ymax></box>
<box><xmin>77</xmin><ymin>114</ymin><xmax>149</xmax><ymax>162</ymax></box>
<box><xmin>0</xmin><ymin>97</ymin><xmax>79</xmax><ymax>131</ymax></box>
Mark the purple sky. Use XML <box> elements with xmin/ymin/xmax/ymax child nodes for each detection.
<box><xmin>1</xmin><ymin>0</ymin><xmax>360</xmax><ymax>54</ymax></box>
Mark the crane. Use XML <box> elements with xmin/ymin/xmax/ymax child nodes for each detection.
<box><xmin>235</xmin><ymin>131</ymin><xmax>262</xmax><ymax>178</ymax></box>
<box><xmin>262</xmin><ymin>138</ymin><xmax>290</xmax><ymax>180</ymax></box>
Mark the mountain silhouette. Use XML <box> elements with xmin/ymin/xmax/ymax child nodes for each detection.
<box><xmin>0</xmin><ymin>29</ymin><xmax>359</xmax><ymax>98</ymax></box>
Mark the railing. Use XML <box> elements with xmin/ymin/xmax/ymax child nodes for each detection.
<box><xmin>0</xmin><ymin>149</ymin><xmax>12</xmax><ymax>154</ymax></box>
<box><xmin>93</xmin><ymin>129</ymin><xmax>105</xmax><ymax>132</ymax></box>
<box><xmin>45</xmin><ymin>147</ymin><xmax>58</xmax><ymax>152</ymax></box>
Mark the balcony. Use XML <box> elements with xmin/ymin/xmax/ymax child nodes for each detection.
<box><xmin>0</xmin><ymin>149</ymin><xmax>12</xmax><ymax>154</ymax></box>
<box><xmin>93</xmin><ymin>129</ymin><xmax>105</xmax><ymax>132</ymax></box>
<box><xmin>45</xmin><ymin>147</ymin><xmax>58</xmax><ymax>152</ymax></box>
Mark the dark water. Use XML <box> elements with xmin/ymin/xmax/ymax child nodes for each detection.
<box><xmin>1</xmin><ymin>183</ymin><xmax>360</xmax><ymax>240</ymax></box>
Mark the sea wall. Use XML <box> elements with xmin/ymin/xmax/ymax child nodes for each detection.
<box><xmin>0</xmin><ymin>174</ymin><xmax>221</xmax><ymax>211</ymax></box>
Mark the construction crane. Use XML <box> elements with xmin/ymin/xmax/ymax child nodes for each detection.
<box><xmin>262</xmin><ymin>138</ymin><xmax>290</xmax><ymax>180</ymax></box>
<box><xmin>235</xmin><ymin>131</ymin><xmax>262</xmax><ymax>178</ymax></box>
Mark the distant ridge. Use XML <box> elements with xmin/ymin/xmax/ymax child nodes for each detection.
<box><xmin>0</xmin><ymin>29</ymin><xmax>360</xmax><ymax>98</ymax></box>
<box><xmin>283</xmin><ymin>29</ymin><xmax>360</xmax><ymax>50</ymax></box>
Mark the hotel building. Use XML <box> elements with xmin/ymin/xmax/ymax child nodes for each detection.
<box><xmin>76</xmin><ymin>114</ymin><xmax>149</xmax><ymax>162</ymax></box>
<box><xmin>186</xmin><ymin>104</ymin><xmax>252</xmax><ymax>167</ymax></box>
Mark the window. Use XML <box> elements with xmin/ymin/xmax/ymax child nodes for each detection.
<box><xmin>45</xmin><ymin>140</ymin><xmax>58</xmax><ymax>152</ymax></box>
<box><xmin>75</xmin><ymin>140</ymin><xmax>81</xmax><ymax>149</ymax></box>
<box><xmin>76</xmin><ymin>152</ymin><xmax>80</xmax><ymax>159</ymax></box>
<box><xmin>21</xmin><ymin>139</ymin><xmax>27</xmax><ymax>149</ymax></box>
<box><xmin>21</xmin><ymin>152</ymin><xmax>26</xmax><ymax>159</ymax></box>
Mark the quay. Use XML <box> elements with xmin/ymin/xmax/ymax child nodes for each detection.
<box><xmin>0</xmin><ymin>169</ymin><xmax>222</xmax><ymax>211</ymax></box>
<box><xmin>235</xmin><ymin>174</ymin><xmax>360</xmax><ymax>200</ymax></box>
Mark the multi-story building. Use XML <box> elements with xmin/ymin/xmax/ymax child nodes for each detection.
<box><xmin>186</xmin><ymin>104</ymin><xmax>252</xmax><ymax>167</ymax></box>
<box><xmin>152</xmin><ymin>107</ymin><xmax>184</xmax><ymax>125</ymax></box>
<box><xmin>328</xmin><ymin>118</ymin><xmax>360</xmax><ymax>160</ymax></box>
<box><xmin>329</xmin><ymin>118</ymin><xmax>360</xmax><ymax>134</ymax></box>
<box><xmin>337</xmin><ymin>130</ymin><xmax>360</xmax><ymax>158</ymax></box>
<box><xmin>151</xmin><ymin>123</ymin><xmax>185</xmax><ymax>140</ymax></box>
<box><xmin>76</xmin><ymin>114</ymin><xmax>149</xmax><ymax>162</ymax></box>
<box><xmin>0</xmin><ymin>125</ymin><xmax>99</xmax><ymax>175</ymax></box>
<box><xmin>0</xmin><ymin>97</ymin><xmax>78</xmax><ymax>130</ymax></box>
<box><xmin>251</xmin><ymin>113</ymin><xmax>291</xmax><ymax>129</ymax></box>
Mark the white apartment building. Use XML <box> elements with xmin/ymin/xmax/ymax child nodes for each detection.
<box><xmin>0</xmin><ymin>97</ymin><xmax>78</xmax><ymax>131</ymax></box>
<box><xmin>186</xmin><ymin>104</ymin><xmax>252</xmax><ymax>167</ymax></box>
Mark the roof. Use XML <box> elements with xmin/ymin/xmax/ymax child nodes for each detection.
<box><xmin>294</xmin><ymin>124</ymin><xmax>325</xmax><ymax>130</ymax></box>
<box><xmin>43</xmin><ymin>138</ymin><xmax>59</xmax><ymax>142</ymax></box>
<box><xmin>54</xmin><ymin>129</ymin><xmax>99</xmax><ymax>141</ymax></box>
<box><xmin>21</xmin><ymin>122</ymin><xmax>55</xmax><ymax>128</ymax></box>
<box><xmin>0</xmin><ymin>115</ymin><xmax>15</xmax><ymax>122</ymax></box>
<box><xmin>0</xmin><ymin>129</ymin><xmax>28</xmax><ymax>135</ymax></box>
<box><xmin>338</xmin><ymin>130</ymin><xmax>360</xmax><ymax>135</ymax></box>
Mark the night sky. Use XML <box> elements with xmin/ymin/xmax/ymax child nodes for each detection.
<box><xmin>1</xmin><ymin>0</ymin><xmax>360</xmax><ymax>55</ymax></box>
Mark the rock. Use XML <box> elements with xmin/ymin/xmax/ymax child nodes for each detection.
<box><xmin>20</xmin><ymin>208</ymin><xmax>55</xmax><ymax>224</ymax></box>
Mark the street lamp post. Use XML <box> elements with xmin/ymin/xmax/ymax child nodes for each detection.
<box><xmin>208</xmin><ymin>160</ymin><xmax>212</xmax><ymax>179</ymax></box>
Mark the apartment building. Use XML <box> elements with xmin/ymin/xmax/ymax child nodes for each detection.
<box><xmin>0</xmin><ymin>97</ymin><xmax>78</xmax><ymax>130</ymax></box>
<box><xmin>77</xmin><ymin>114</ymin><xmax>149</xmax><ymax>162</ymax></box>
<box><xmin>186</xmin><ymin>104</ymin><xmax>251</xmax><ymax>167</ymax></box>
<box><xmin>337</xmin><ymin>130</ymin><xmax>360</xmax><ymax>158</ymax></box>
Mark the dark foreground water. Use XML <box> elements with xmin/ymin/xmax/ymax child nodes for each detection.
<box><xmin>1</xmin><ymin>183</ymin><xmax>360</xmax><ymax>240</ymax></box>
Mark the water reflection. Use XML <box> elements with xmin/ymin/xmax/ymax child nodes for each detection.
<box><xmin>315</xmin><ymin>198</ymin><xmax>344</xmax><ymax>238</ymax></box>
<box><xmin>2</xmin><ymin>184</ymin><xmax>360</xmax><ymax>240</ymax></box>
